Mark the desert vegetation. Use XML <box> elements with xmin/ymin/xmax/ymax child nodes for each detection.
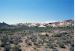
<box><xmin>0</xmin><ymin>22</ymin><xmax>74</xmax><ymax>51</ymax></box>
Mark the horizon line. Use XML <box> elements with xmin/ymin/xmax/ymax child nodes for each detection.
<box><xmin>0</xmin><ymin>19</ymin><xmax>73</xmax><ymax>25</ymax></box>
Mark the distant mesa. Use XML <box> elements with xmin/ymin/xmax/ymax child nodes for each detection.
<box><xmin>0</xmin><ymin>19</ymin><xmax>74</xmax><ymax>29</ymax></box>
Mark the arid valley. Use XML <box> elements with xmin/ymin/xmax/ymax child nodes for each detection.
<box><xmin>0</xmin><ymin>19</ymin><xmax>74</xmax><ymax>51</ymax></box>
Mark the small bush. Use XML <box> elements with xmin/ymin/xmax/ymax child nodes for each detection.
<box><xmin>59</xmin><ymin>43</ymin><xmax>65</xmax><ymax>48</ymax></box>
<box><xmin>52</xmin><ymin>48</ymin><xmax>59</xmax><ymax>51</ymax></box>
<box><xmin>70</xmin><ymin>46</ymin><xmax>74</xmax><ymax>51</ymax></box>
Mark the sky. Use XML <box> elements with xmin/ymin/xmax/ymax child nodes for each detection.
<box><xmin>0</xmin><ymin>0</ymin><xmax>74</xmax><ymax>24</ymax></box>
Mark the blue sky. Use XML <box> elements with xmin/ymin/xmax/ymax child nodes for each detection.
<box><xmin>0</xmin><ymin>0</ymin><xmax>74</xmax><ymax>24</ymax></box>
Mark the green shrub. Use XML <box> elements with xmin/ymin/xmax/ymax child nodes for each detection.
<box><xmin>59</xmin><ymin>43</ymin><xmax>65</xmax><ymax>48</ymax></box>
<box><xmin>11</xmin><ymin>45</ymin><xmax>21</xmax><ymax>51</ymax></box>
<box><xmin>70</xmin><ymin>46</ymin><xmax>74</xmax><ymax>51</ymax></box>
<box><xmin>52</xmin><ymin>48</ymin><xmax>59</xmax><ymax>51</ymax></box>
